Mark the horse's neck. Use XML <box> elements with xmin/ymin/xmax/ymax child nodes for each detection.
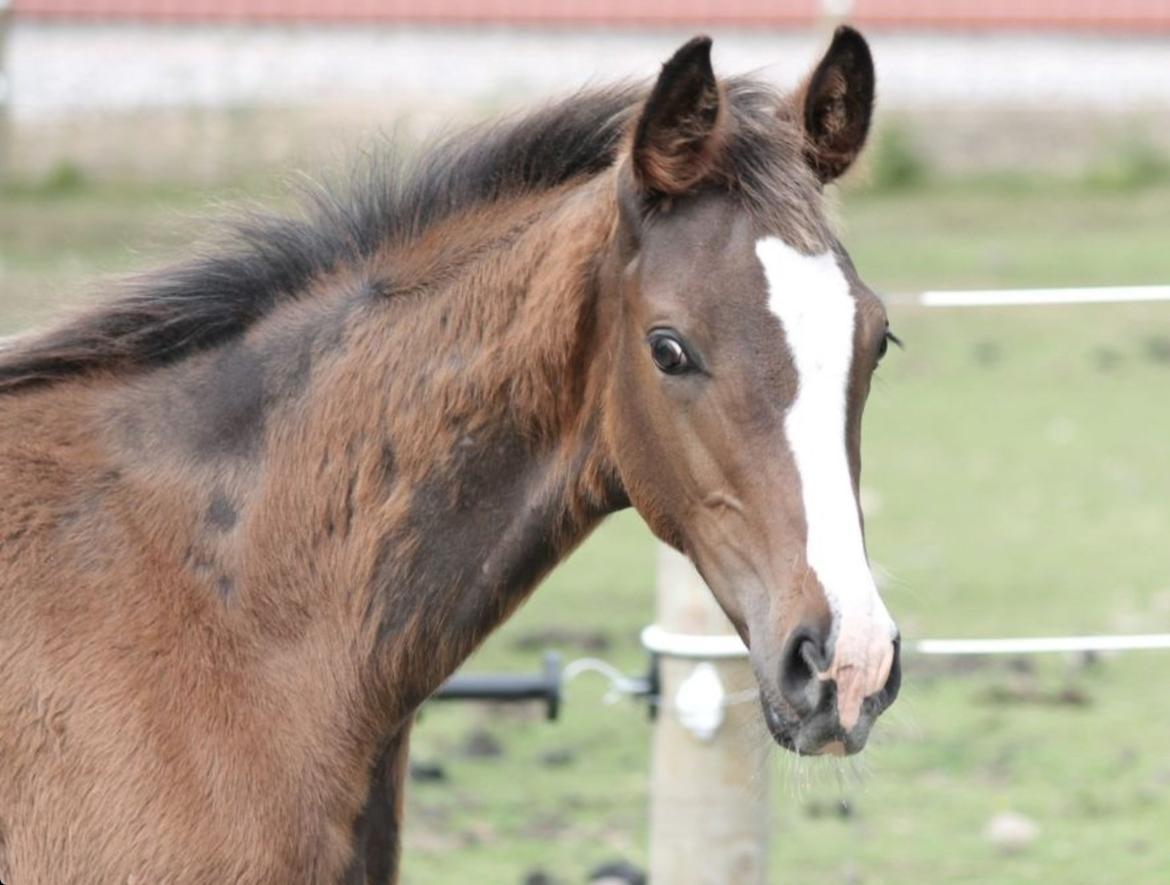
<box><xmin>240</xmin><ymin>180</ymin><xmax>625</xmax><ymax>718</ymax></box>
<box><xmin>375</xmin><ymin>186</ymin><xmax>626</xmax><ymax>705</ymax></box>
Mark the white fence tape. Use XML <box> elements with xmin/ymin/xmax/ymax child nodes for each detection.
<box><xmin>915</xmin><ymin>634</ymin><xmax>1170</xmax><ymax>655</ymax></box>
<box><xmin>911</xmin><ymin>285</ymin><xmax>1170</xmax><ymax>308</ymax></box>
<box><xmin>642</xmin><ymin>626</ymin><xmax>1170</xmax><ymax>660</ymax></box>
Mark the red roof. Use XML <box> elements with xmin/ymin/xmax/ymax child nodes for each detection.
<box><xmin>10</xmin><ymin>0</ymin><xmax>1170</xmax><ymax>32</ymax></box>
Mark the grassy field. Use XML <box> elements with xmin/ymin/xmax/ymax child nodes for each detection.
<box><xmin>3</xmin><ymin>170</ymin><xmax>1169</xmax><ymax>883</ymax></box>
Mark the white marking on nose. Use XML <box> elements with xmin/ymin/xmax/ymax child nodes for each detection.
<box><xmin>755</xmin><ymin>236</ymin><xmax>896</xmax><ymax>732</ymax></box>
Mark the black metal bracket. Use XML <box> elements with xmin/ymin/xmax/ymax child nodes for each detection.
<box><xmin>431</xmin><ymin>651</ymin><xmax>563</xmax><ymax>720</ymax></box>
<box><xmin>644</xmin><ymin>653</ymin><xmax>661</xmax><ymax>720</ymax></box>
<box><xmin>429</xmin><ymin>650</ymin><xmax>661</xmax><ymax>722</ymax></box>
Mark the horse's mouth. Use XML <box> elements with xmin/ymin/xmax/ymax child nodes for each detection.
<box><xmin>759</xmin><ymin>691</ymin><xmax>866</xmax><ymax>757</ymax></box>
<box><xmin>760</xmin><ymin>698</ymin><xmax>799</xmax><ymax>752</ymax></box>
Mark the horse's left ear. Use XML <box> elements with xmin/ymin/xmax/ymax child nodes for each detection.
<box><xmin>631</xmin><ymin>36</ymin><xmax>724</xmax><ymax>197</ymax></box>
<box><xmin>798</xmin><ymin>26</ymin><xmax>875</xmax><ymax>183</ymax></box>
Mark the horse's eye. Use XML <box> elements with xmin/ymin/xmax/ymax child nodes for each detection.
<box><xmin>648</xmin><ymin>331</ymin><xmax>691</xmax><ymax>375</ymax></box>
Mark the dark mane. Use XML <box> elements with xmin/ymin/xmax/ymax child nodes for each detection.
<box><xmin>0</xmin><ymin>78</ymin><xmax>822</xmax><ymax>394</ymax></box>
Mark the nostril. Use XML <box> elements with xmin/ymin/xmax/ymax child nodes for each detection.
<box><xmin>779</xmin><ymin>628</ymin><xmax>828</xmax><ymax>715</ymax></box>
<box><xmin>881</xmin><ymin>635</ymin><xmax>902</xmax><ymax>705</ymax></box>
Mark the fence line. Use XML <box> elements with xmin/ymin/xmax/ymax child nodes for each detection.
<box><xmin>915</xmin><ymin>634</ymin><xmax>1170</xmax><ymax>655</ymax></box>
<box><xmin>642</xmin><ymin>625</ymin><xmax>1170</xmax><ymax>661</ymax></box>
<box><xmin>893</xmin><ymin>284</ymin><xmax>1170</xmax><ymax>308</ymax></box>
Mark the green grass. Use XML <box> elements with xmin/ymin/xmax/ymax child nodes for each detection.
<box><xmin>841</xmin><ymin>177</ymin><xmax>1170</xmax><ymax>290</ymax></box>
<box><xmin>2</xmin><ymin>174</ymin><xmax>1169</xmax><ymax>883</ymax></box>
<box><xmin>0</xmin><ymin>177</ymin><xmax>276</xmax><ymax>334</ymax></box>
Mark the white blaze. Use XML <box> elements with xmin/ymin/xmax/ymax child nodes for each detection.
<box><xmin>755</xmin><ymin>236</ymin><xmax>896</xmax><ymax>731</ymax></box>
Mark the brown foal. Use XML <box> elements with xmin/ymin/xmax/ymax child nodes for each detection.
<box><xmin>0</xmin><ymin>28</ymin><xmax>899</xmax><ymax>884</ymax></box>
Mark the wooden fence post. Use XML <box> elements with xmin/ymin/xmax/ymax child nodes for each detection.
<box><xmin>647</xmin><ymin>544</ymin><xmax>770</xmax><ymax>884</ymax></box>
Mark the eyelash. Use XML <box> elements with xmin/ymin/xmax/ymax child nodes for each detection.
<box><xmin>879</xmin><ymin>329</ymin><xmax>902</xmax><ymax>360</ymax></box>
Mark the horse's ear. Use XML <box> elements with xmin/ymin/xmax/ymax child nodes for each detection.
<box><xmin>631</xmin><ymin>36</ymin><xmax>724</xmax><ymax>197</ymax></box>
<box><xmin>797</xmin><ymin>26</ymin><xmax>875</xmax><ymax>183</ymax></box>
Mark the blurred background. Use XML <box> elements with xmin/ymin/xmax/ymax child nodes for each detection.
<box><xmin>2</xmin><ymin>1</ymin><xmax>1170</xmax><ymax>882</ymax></box>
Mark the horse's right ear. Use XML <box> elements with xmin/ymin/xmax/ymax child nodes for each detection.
<box><xmin>631</xmin><ymin>36</ymin><xmax>725</xmax><ymax>198</ymax></box>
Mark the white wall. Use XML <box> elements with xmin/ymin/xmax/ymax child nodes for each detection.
<box><xmin>9</xmin><ymin>22</ymin><xmax>1170</xmax><ymax>122</ymax></box>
